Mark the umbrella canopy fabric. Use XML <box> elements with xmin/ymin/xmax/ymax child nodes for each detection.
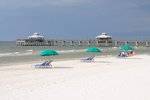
<box><xmin>121</xmin><ymin>46</ymin><xmax>134</xmax><ymax>50</ymax></box>
<box><xmin>40</xmin><ymin>50</ymin><xmax>59</xmax><ymax>56</ymax></box>
<box><xmin>86</xmin><ymin>47</ymin><xmax>101</xmax><ymax>53</ymax></box>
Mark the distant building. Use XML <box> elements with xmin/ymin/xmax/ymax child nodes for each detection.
<box><xmin>28</xmin><ymin>33</ymin><xmax>44</xmax><ymax>40</ymax></box>
<box><xmin>16</xmin><ymin>32</ymin><xmax>54</xmax><ymax>46</ymax></box>
<box><xmin>96</xmin><ymin>32</ymin><xmax>112</xmax><ymax>41</ymax></box>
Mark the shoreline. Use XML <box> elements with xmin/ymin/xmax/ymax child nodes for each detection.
<box><xmin>0</xmin><ymin>53</ymin><xmax>148</xmax><ymax>67</ymax></box>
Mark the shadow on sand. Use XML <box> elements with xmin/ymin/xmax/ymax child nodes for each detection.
<box><xmin>52</xmin><ymin>67</ymin><xmax>74</xmax><ymax>69</ymax></box>
<box><xmin>90</xmin><ymin>61</ymin><xmax>112</xmax><ymax>63</ymax></box>
<box><xmin>36</xmin><ymin>66</ymin><xmax>74</xmax><ymax>69</ymax></box>
<box><xmin>125</xmin><ymin>57</ymin><xmax>142</xmax><ymax>59</ymax></box>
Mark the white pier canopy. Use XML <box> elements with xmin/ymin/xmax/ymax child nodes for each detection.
<box><xmin>96</xmin><ymin>32</ymin><xmax>112</xmax><ymax>40</ymax></box>
<box><xmin>28</xmin><ymin>33</ymin><xmax>44</xmax><ymax>40</ymax></box>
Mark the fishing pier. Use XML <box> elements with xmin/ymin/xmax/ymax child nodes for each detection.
<box><xmin>16</xmin><ymin>32</ymin><xmax>150</xmax><ymax>47</ymax></box>
<box><xmin>16</xmin><ymin>39</ymin><xmax>150</xmax><ymax>47</ymax></box>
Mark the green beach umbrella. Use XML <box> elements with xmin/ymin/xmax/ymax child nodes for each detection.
<box><xmin>86</xmin><ymin>47</ymin><xmax>101</xmax><ymax>57</ymax></box>
<box><xmin>40</xmin><ymin>50</ymin><xmax>59</xmax><ymax>61</ymax></box>
<box><xmin>121</xmin><ymin>46</ymin><xmax>134</xmax><ymax>50</ymax></box>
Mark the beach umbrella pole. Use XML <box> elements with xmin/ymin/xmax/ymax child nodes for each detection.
<box><xmin>93</xmin><ymin>52</ymin><xmax>94</xmax><ymax>62</ymax></box>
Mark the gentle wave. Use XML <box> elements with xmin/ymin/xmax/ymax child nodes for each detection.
<box><xmin>14</xmin><ymin>52</ymin><xmax>20</xmax><ymax>55</ymax></box>
<box><xmin>56</xmin><ymin>47</ymin><xmax>121</xmax><ymax>53</ymax></box>
<box><xmin>0</xmin><ymin>53</ymin><xmax>12</xmax><ymax>57</ymax></box>
<box><xmin>19</xmin><ymin>53</ymin><xmax>33</xmax><ymax>56</ymax></box>
<box><xmin>26</xmin><ymin>50</ymin><xmax>33</xmax><ymax>52</ymax></box>
<box><xmin>57</xmin><ymin>49</ymin><xmax>87</xmax><ymax>53</ymax></box>
<box><xmin>0</xmin><ymin>52</ymin><xmax>33</xmax><ymax>57</ymax></box>
<box><xmin>112</xmin><ymin>47</ymin><xmax>118</xmax><ymax>49</ymax></box>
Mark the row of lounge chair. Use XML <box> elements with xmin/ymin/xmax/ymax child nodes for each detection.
<box><xmin>31</xmin><ymin>53</ymin><xmax>133</xmax><ymax>68</ymax></box>
<box><xmin>32</xmin><ymin>56</ymin><xmax>94</xmax><ymax>68</ymax></box>
<box><xmin>31</xmin><ymin>60</ymin><xmax>53</xmax><ymax>68</ymax></box>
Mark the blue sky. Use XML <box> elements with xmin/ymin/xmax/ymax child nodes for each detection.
<box><xmin>0</xmin><ymin>0</ymin><xmax>150</xmax><ymax>41</ymax></box>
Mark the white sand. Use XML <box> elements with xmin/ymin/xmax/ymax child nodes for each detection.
<box><xmin>0</xmin><ymin>54</ymin><xmax>150</xmax><ymax>100</ymax></box>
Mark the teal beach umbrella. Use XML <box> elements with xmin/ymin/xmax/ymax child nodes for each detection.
<box><xmin>40</xmin><ymin>50</ymin><xmax>59</xmax><ymax>60</ymax></box>
<box><xmin>121</xmin><ymin>46</ymin><xmax>134</xmax><ymax>50</ymax></box>
<box><xmin>86</xmin><ymin>47</ymin><xmax>101</xmax><ymax>57</ymax></box>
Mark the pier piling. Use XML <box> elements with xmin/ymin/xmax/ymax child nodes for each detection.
<box><xmin>125</xmin><ymin>41</ymin><xmax>128</xmax><ymax>46</ymax></box>
<box><xmin>70</xmin><ymin>41</ymin><xmax>73</xmax><ymax>46</ymax></box>
<box><xmin>96</xmin><ymin>41</ymin><xmax>99</xmax><ymax>46</ymax></box>
<box><xmin>146</xmin><ymin>41</ymin><xmax>149</xmax><ymax>47</ymax></box>
<box><xmin>54</xmin><ymin>41</ymin><xmax>57</xmax><ymax>46</ymax></box>
<box><xmin>87</xmin><ymin>41</ymin><xmax>90</xmax><ymax>46</ymax></box>
<box><xmin>135</xmin><ymin>41</ymin><xmax>138</xmax><ymax>47</ymax></box>
<box><xmin>115</xmin><ymin>41</ymin><xmax>118</xmax><ymax>47</ymax></box>
<box><xmin>106</xmin><ymin>41</ymin><xmax>108</xmax><ymax>47</ymax></box>
<box><xmin>62</xmin><ymin>41</ymin><xmax>65</xmax><ymax>46</ymax></box>
<box><xmin>79</xmin><ymin>41</ymin><xmax>82</xmax><ymax>46</ymax></box>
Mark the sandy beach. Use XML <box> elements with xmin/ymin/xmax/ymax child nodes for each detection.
<box><xmin>0</xmin><ymin>54</ymin><xmax>150</xmax><ymax>100</ymax></box>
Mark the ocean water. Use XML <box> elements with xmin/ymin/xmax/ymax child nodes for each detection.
<box><xmin>0</xmin><ymin>41</ymin><xmax>150</xmax><ymax>65</ymax></box>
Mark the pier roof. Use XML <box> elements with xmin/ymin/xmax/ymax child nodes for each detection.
<box><xmin>28</xmin><ymin>33</ymin><xmax>44</xmax><ymax>39</ymax></box>
<box><xmin>96</xmin><ymin>32</ymin><xmax>112</xmax><ymax>39</ymax></box>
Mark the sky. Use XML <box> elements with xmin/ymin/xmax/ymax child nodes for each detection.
<box><xmin>0</xmin><ymin>0</ymin><xmax>150</xmax><ymax>41</ymax></box>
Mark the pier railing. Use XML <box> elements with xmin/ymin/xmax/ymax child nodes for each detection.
<box><xmin>16</xmin><ymin>39</ymin><xmax>150</xmax><ymax>42</ymax></box>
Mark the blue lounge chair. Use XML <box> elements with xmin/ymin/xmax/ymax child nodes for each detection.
<box><xmin>80</xmin><ymin>56</ymin><xmax>94</xmax><ymax>62</ymax></box>
<box><xmin>116</xmin><ymin>55</ymin><xmax>126</xmax><ymax>58</ymax></box>
<box><xmin>31</xmin><ymin>60</ymin><xmax>53</xmax><ymax>68</ymax></box>
<box><xmin>31</xmin><ymin>61</ymin><xmax>48</xmax><ymax>68</ymax></box>
<box><xmin>45</xmin><ymin>60</ymin><xmax>53</xmax><ymax>67</ymax></box>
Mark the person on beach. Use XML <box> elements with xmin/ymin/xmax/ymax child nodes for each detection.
<box><xmin>119</xmin><ymin>51</ymin><xmax>123</xmax><ymax>56</ymax></box>
<box><xmin>119</xmin><ymin>51</ymin><xmax>126</xmax><ymax>56</ymax></box>
<box><xmin>133</xmin><ymin>51</ymin><xmax>135</xmax><ymax>56</ymax></box>
<box><xmin>127</xmin><ymin>51</ymin><xmax>129</xmax><ymax>55</ymax></box>
<box><xmin>130</xmin><ymin>50</ymin><xmax>133</xmax><ymax>56</ymax></box>
<box><xmin>124</xmin><ymin>51</ymin><xmax>128</xmax><ymax>55</ymax></box>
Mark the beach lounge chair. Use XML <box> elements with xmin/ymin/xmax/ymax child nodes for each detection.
<box><xmin>45</xmin><ymin>60</ymin><xmax>53</xmax><ymax>67</ymax></box>
<box><xmin>31</xmin><ymin>61</ymin><xmax>48</xmax><ymax>68</ymax></box>
<box><xmin>116</xmin><ymin>55</ymin><xmax>126</xmax><ymax>58</ymax></box>
<box><xmin>31</xmin><ymin>60</ymin><xmax>53</xmax><ymax>68</ymax></box>
<box><xmin>80</xmin><ymin>56</ymin><xmax>94</xmax><ymax>62</ymax></box>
